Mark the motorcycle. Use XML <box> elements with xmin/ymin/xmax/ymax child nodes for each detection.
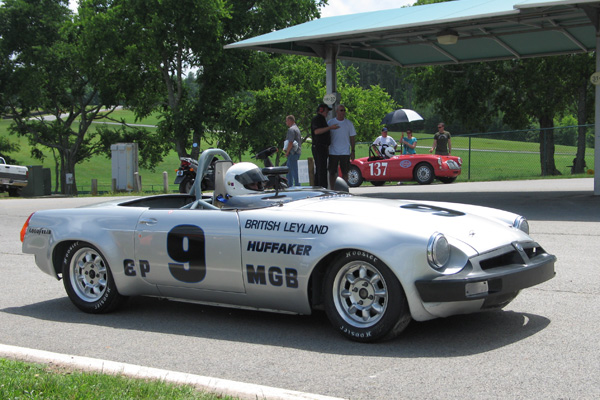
<box><xmin>174</xmin><ymin>156</ymin><xmax>216</xmax><ymax>193</ymax></box>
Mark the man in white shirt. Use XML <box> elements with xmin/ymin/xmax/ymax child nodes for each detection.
<box><xmin>372</xmin><ymin>127</ymin><xmax>397</xmax><ymax>157</ymax></box>
<box><xmin>327</xmin><ymin>104</ymin><xmax>356</xmax><ymax>189</ymax></box>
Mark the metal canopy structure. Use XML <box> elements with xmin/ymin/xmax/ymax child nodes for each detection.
<box><xmin>226</xmin><ymin>0</ymin><xmax>600</xmax><ymax>194</ymax></box>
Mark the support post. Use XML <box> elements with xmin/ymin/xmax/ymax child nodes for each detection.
<box><xmin>325</xmin><ymin>44</ymin><xmax>338</xmax><ymax>117</ymax></box>
<box><xmin>594</xmin><ymin>32</ymin><xmax>600</xmax><ymax>196</ymax></box>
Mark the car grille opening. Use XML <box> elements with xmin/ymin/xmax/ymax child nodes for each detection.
<box><xmin>479</xmin><ymin>250</ymin><xmax>524</xmax><ymax>270</ymax></box>
<box><xmin>477</xmin><ymin>243</ymin><xmax>547</xmax><ymax>271</ymax></box>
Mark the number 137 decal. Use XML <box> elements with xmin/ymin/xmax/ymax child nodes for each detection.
<box><xmin>369</xmin><ymin>162</ymin><xmax>388</xmax><ymax>177</ymax></box>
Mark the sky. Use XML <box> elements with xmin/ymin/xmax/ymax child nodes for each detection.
<box><xmin>67</xmin><ymin>1</ymin><xmax>417</xmax><ymax>18</ymax></box>
<box><xmin>319</xmin><ymin>0</ymin><xmax>416</xmax><ymax>18</ymax></box>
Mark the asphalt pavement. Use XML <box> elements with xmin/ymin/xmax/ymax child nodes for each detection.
<box><xmin>1</xmin><ymin>178</ymin><xmax>599</xmax><ymax>399</ymax></box>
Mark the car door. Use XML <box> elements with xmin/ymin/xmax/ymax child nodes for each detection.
<box><xmin>134</xmin><ymin>208</ymin><xmax>244</xmax><ymax>293</ymax></box>
<box><xmin>389</xmin><ymin>156</ymin><xmax>415</xmax><ymax>180</ymax></box>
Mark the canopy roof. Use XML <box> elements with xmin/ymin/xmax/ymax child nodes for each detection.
<box><xmin>226</xmin><ymin>0</ymin><xmax>600</xmax><ymax>67</ymax></box>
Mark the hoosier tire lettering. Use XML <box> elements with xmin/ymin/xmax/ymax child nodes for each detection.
<box><xmin>324</xmin><ymin>251</ymin><xmax>411</xmax><ymax>343</ymax></box>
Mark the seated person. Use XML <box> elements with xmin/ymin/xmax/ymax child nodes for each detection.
<box><xmin>372</xmin><ymin>127</ymin><xmax>397</xmax><ymax>157</ymax></box>
<box><xmin>401</xmin><ymin>129</ymin><xmax>417</xmax><ymax>154</ymax></box>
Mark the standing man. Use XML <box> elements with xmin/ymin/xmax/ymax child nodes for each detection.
<box><xmin>310</xmin><ymin>103</ymin><xmax>338</xmax><ymax>188</ymax></box>
<box><xmin>430</xmin><ymin>122</ymin><xmax>452</xmax><ymax>155</ymax></box>
<box><xmin>327</xmin><ymin>104</ymin><xmax>356</xmax><ymax>189</ymax></box>
<box><xmin>284</xmin><ymin>115</ymin><xmax>302</xmax><ymax>186</ymax></box>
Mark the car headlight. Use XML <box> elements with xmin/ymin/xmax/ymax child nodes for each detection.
<box><xmin>427</xmin><ymin>233</ymin><xmax>450</xmax><ymax>269</ymax></box>
<box><xmin>513</xmin><ymin>216</ymin><xmax>529</xmax><ymax>234</ymax></box>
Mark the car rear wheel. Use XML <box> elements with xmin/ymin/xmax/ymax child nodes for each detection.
<box><xmin>347</xmin><ymin>165</ymin><xmax>364</xmax><ymax>187</ymax></box>
<box><xmin>438</xmin><ymin>177</ymin><xmax>457</xmax><ymax>184</ymax></box>
<box><xmin>324</xmin><ymin>251</ymin><xmax>411</xmax><ymax>342</ymax></box>
<box><xmin>62</xmin><ymin>241</ymin><xmax>126</xmax><ymax>314</ymax></box>
<box><xmin>414</xmin><ymin>163</ymin><xmax>434</xmax><ymax>185</ymax></box>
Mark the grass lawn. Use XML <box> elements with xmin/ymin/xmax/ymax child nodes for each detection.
<box><xmin>0</xmin><ymin>358</ymin><xmax>235</xmax><ymax>400</ymax></box>
<box><xmin>1</xmin><ymin>112</ymin><xmax>595</xmax><ymax>196</ymax></box>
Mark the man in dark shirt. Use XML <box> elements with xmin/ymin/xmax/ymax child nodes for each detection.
<box><xmin>430</xmin><ymin>122</ymin><xmax>452</xmax><ymax>155</ymax></box>
<box><xmin>311</xmin><ymin>103</ymin><xmax>338</xmax><ymax>188</ymax></box>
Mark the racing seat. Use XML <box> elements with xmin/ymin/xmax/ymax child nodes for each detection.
<box><xmin>212</xmin><ymin>160</ymin><xmax>233</xmax><ymax>206</ymax></box>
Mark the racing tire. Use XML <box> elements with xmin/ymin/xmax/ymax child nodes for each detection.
<box><xmin>438</xmin><ymin>177</ymin><xmax>457</xmax><ymax>184</ymax></box>
<box><xmin>62</xmin><ymin>241</ymin><xmax>127</xmax><ymax>314</ymax></box>
<box><xmin>179</xmin><ymin>178</ymin><xmax>194</xmax><ymax>194</ymax></box>
<box><xmin>413</xmin><ymin>163</ymin><xmax>435</xmax><ymax>185</ymax></box>
<box><xmin>347</xmin><ymin>165</ymin><xmax>364</xmax><ymax>187</ymax></box>
<box><xmin>323</xmin><ymin>251</ymin><xmax>411</xmax><ymax>342</ymax></box>
<box><xmin>370</xmin><ymin>181</ymin><xmax>385</xmax><ymax>187</ymax></box>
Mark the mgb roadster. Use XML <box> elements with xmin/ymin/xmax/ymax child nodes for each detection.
<box><xmin>21</xmin><ymin>149</ymin><xmax>555</xmax><ymax>342</ymax></box>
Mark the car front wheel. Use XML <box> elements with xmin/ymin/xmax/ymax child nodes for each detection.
<box><xmin>324</xmin><ymin>251</ymin><xmax>411</xmax><ymax>342</ymax></box>
<box><xmin>347</xmin><ymin>165</ymin><xmax>364</xmax><ymax>187</ymax></box>
<box><xmin>414</xmin><ymin>163</ymin><xmax>434</xmax><ymax>185</ymax></box>
<box><xmin>62</xmin><ymin>241</ymin><xmax>126</xmax><ymax>314</ymax></box>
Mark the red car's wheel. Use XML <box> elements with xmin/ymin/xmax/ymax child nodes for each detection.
<box><xmin>347</xmin><ymin>165</ymin><xmax>364</xmax><ymax>187</ymax></box>
<box><xmin>414</xmin><ymin>163</ymin><xmax>434</xmax><ymax>185</ymax></box>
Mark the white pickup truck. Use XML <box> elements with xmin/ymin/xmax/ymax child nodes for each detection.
<box><xmin>0</xmin><ymin>157</ymin><xmax>28</xmax><ymax>197</ymax></box>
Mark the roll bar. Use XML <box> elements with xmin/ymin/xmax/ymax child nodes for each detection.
<box><xmin>190</xmin><ymin>149</ymin><xmax>232</xmax><ymax>199</ymax></box>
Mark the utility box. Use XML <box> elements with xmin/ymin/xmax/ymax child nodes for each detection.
<box><xmin>21</xmin><ymin>165</ymin><xmax>51</xmax><ymax>197</ymax></box>
<box><xmin>111</xmin><ymin>143</ymin><xmax>139</xmax><ymax>192</ymax></box>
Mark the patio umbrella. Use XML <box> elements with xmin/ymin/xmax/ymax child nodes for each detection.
<box><xmin>381</xmin><ymin>109</ymin><xmax>424</xmax><ymax>125</ymax></box>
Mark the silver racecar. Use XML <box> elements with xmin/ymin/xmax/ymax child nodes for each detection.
<box><xmin>21</xmin><ymin>149</ymin><xmax>556</xmax><ymax>342</ymax></box>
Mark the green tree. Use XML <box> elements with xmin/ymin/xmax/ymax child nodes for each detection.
<box><xmin>0</xmin><ymin>137</ymin><xmax>21</xmax><ymax>165</ymax></box>
<box><xmin>194</xmin><ymin>0</ymin><xmax>326</xmax><ymax>159</ymax></box>
<box><xmin>562</xmin><ymin>53</ymin><xmax>595</xmax><ymax>173</ymax></box>
<box><xmin>78</xmin><ymin>0</ymin><xmax>229</xmax><ymax>160</ymax></box>
<box><xmin>409</xmin><ymin>0</ymin><xmax>595</xmax><ymax>177</ymax></box>
<box><xmin>492</xmin><ymin>57</ymin><xmax>580</xmax><ymax>176</ymax></box>
<box><xmin>90</xmin><ymin>0</ymin><xmax>327</xmax><ymax>162</ymax></box>
<box><xmin>0</xmin><ymin>0</ymin><xmax>147</xmax><ymax>194</ymax></box>
<box><xmin>218</xmin><ymin>56</ymin><xmax>396</xmax><ymax>162</ymax></box>
<box><xmin>217</xmin><ymin>55</ymin><xmax>328</xmax><ymax>161</ymax></box>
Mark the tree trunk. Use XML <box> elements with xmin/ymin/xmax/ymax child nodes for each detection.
<box><xmin>538</xmin><ymin>115</ymin><xmax>560</xmax><ymax>176</ymax></box>
<box><xmin>574</xmin><ymin>83</ymin><xmax>588</xmax><ymax>174</ymax></box>
<box><xmin>59</xmin><ymin>150</ymin><xmax>78</xmax><ymax>196</ymax></box>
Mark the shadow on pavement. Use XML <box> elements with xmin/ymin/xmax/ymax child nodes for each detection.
<box><xmin>1</xmin><ymin>296</ymin><xmax>549</xmax><ymax>358</ymax></box>
<box><xmin>359</xmin><ymin>190</ymin><xmax>599</xmax><ymax>222</ymax></box>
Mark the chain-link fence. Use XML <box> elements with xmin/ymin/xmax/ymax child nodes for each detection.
<box><xmin>67</xmin><ymin>125</ymin><xmax>595</xmax><ymax>193</ymax></box>
<box><xmin>358</xmin><ymin>125</ymin><xmax>595</xmax><ymax>182</ymax></box>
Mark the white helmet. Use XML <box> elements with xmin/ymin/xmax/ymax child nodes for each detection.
<box><xmin>384</xmin><ymin>146</ymin><xmax>395</xmax><ymax>158</ymax></box>
<box><xmin>225</xmin><ymin>162</ymin><xmax>268</xmax><ymax>196</ymax></box>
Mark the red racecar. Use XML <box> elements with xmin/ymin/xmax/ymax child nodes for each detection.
<box><xmin>347</xmin><ymin>145</ymin><xmax>462</xmax><ymax>187</ymax></box>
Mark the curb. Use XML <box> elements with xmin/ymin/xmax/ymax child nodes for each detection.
<box><xmin>0</xmin><ymin>344</ymin><xmax>345</xmax><ymax>400</ymax></box>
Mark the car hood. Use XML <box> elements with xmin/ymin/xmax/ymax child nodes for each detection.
<box><xmin>288</xmin><ymin>195</ymin><xmax>530</xmax><ymax>254</ymax></box>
